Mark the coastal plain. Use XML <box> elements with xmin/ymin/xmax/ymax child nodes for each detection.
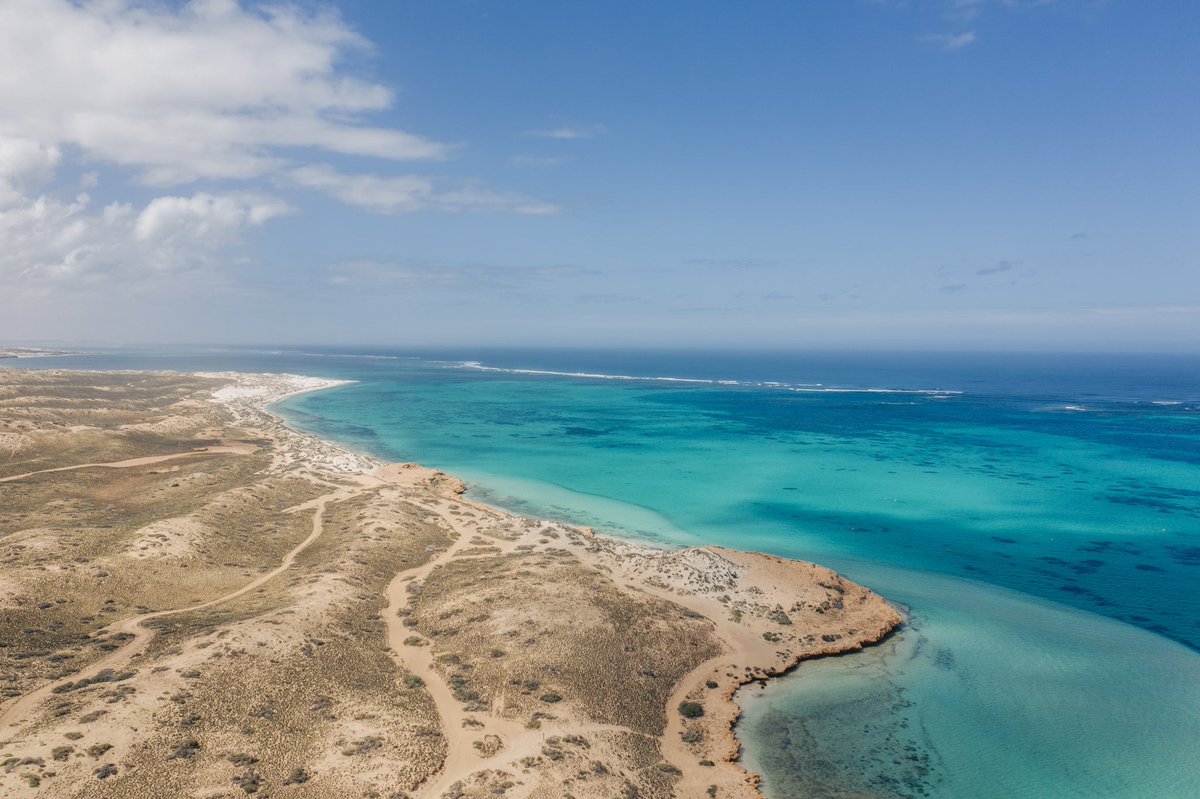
<box><xmin>0</xmin><ymin>368</ymin><xmax>899</xmax><ymax>798</ymax></box>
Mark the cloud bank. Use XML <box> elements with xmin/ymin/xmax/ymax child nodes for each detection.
<box><xmin>0</xmin><ymin>0</ymin><xmax>448</xmax><ymax>185</ymax></box>
<box><xmin>0</xmin><ymin>183</ymin><xmax>290</xmax><ymax>287</ymax></box>
<box><xmin>0</xmin><ymin>0</ymin><xmax>553</xmax><ymax>292</ymax></box>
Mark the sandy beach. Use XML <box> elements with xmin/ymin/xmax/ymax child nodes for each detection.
<box><xmin>0</xmin><ymin>368</ymin><xmax>900</xmax><ymax>798</ymax></box>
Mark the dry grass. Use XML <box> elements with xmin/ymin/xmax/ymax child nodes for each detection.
<box><xmin>0</xmin><ymin>370</ymin><xmax>453</xmax><ymax>797</ymax></box>
<box><xmin>410</xmin><ymin>550</ymin><xmax>721</xmax><ymax>737</ymax></box>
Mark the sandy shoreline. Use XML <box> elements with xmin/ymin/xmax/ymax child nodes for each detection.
<box><xmin>230</xmin><ymin>370</ymin><xmax>903</xmax><ymax>795</ymax></box>
<box><xmin>0</xmin><ymin>366</ymin><xmax>901</xmax><ymax>798</ymax></box>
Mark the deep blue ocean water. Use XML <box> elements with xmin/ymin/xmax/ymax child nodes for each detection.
<box><xmin>9</xmin><ymin>347</ymin><xmax>1200</xmax><ymax>798</ymax></box>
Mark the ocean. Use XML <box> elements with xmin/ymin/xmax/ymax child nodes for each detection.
<box><xmin>10</xmin><ymin>346</ymin><xmax>1200</xmax><ymax>798</ymax></box>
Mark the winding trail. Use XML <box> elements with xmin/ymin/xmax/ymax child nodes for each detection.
<box><xmin>383</xmin><ymin>489</ymin><xmax>682</xmax><ymax>798</ymax></box>
<box><xmin>382</xmin><ymin>494</ymin><xmax>531</xmax><ymax>798</ymax></box>
<box><xmin>2</xmin><ymin>450</ymin><xmax>788</xmax><ymax>797</ymax></box>
<box><xmin>660</xmin><ymin>653</ymin><xmax>736</xmax><ymax>792</ymax></box>
<box><xmin>0</xmin><ymin>443</ymin><xmax>255</xmax><ymax>484</ymax></box>
<box><xmin>0</xmin><ymin>480</ymin><xmax>352</xmax><ymax>742</ymax></box>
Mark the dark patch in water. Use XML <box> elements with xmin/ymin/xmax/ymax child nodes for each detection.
<box><xmin>1165</xmin><ymin>546</ymin><xmax>1200</xmax><ymax>566</ymax></box>
<box><xmin>1038</xmin><ymin>556</ymin><xmax>1105</xmax><ymax>575</ymax></box>
<box><xmin>991</xmin><ymin>536</ymin><xmax>1018</xmax><ymax>544</ymax></box>
<box><xmin>597</xmin><ymin>441</ymin><xmax>647</xmax><ymax>450</ymax></box>
<box><xmin>562</xmin><ymin>426</ymin><xmax>607</xmax><ymax>437</ymax></box>
<box><xmin>1055</xmin><ymin>584</ymin><xmax>1116</xmax><ymax>608</ymax></box>
<box><xmin>933</xmin><ymin>648</ymin><xmax>956</xmax><ymax>671</ymax></box>
<box><xmin>1078</xmin><ymin>540</ymin><xmax>1144</xmax><ymax>556</ymax></box>
<box><xmin>749</xmin><ymin>690</ymin><xmax>940</xmax><ymax>799</ymax></box>
<box><xmin>1136</xmin><ymin>564</ymin><xmax>1167</xmax><ymax>572</ymax></box>
<box><xmin>1106</xmin><ymin>491</ymin><xmax>1198</xmax><ymax>517</ymax></box>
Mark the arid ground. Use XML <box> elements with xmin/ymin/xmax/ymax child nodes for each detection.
<box><xmin>0</xmin><ymin>368</ymin><xmax>900</xmax><ymax>798</ymax></box>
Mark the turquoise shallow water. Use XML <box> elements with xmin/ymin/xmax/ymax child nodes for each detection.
<box><xmin>10</xmin><ymin>348</ymin><xmax>1200</xmax><ymax>797</ymax></box>
<box><xmin>738</xmin><ymin>566</ymin><xmax>1200</xmax><ymax>798</ymax></box>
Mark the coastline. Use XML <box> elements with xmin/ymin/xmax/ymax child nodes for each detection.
<box><xmin>0</xmin><ymin>366</ymin><xmax>902</xmax><ymax>798</ymax></box>
<box><xmin>244</xmin><ymin>371</ymin><xmax>903</xmax><ymax>795</ymax></box>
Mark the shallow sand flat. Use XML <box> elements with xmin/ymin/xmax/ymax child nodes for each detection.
<box><xmin>0</xmin><ymin>367</ymin><xmax>899</xmax><ymax>798</ymax></box>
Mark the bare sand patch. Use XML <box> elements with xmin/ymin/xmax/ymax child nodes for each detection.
<box><xmin>121</xmin><ymin>517</ymin><xmax>211</xmax><ymax>560</ymax></box>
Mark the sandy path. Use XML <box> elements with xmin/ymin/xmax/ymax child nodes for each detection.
<box><xmin>563</xmin><ymin>544</ymin><xmax>759</xmax><ymax>796</ymax></box>
<box><xmin>0</xmin><ymin>481</ymin><xmax>351</xmax><ymax>741</ymax></box>
<box><xmin>660</xmin><ymin>653</ymin><xmax>737</xmax><ymax>793</ymax></box>
<box><xmin>0</xmin><ymin>443</ymin><xmax>255</xmax><ymax>484</ymax></box>
<box><xmin>384</xmin><ymin>495</ymin><xmax>540</xmax><ymax>799</ymax></box>
<box><xmin>385</xmin><ymin>491</ymin><xmax>680</xmax><ymax>797</ymax></box>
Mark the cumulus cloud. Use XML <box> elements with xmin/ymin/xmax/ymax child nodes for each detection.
<box><xmin>0</xmin><ymin>0</ymin><xmax>449</xmax><ymax>185</ymax></box>
<box><xmin>0</xmin><ymin>188</ymin><xmax>291</xmax><ymax>287</ymax></box>
<box><xmin>0</xmin><ymin>0</ymin><xmax>555</xmax><ymax>297</ymax></box>
<box><xmin>0</xmin><ymin>136</ymin><xmax>62</xmax><ymax>208</ymax></box>
<box><xmin>135</xmin><ymin>192</ymin><xmax>291</xmax><ymax>242</ymax></box>
<box><xmin>287</xmin><ymin>165</ymin><xmax>557</xmax><ymax>215</ymax></box>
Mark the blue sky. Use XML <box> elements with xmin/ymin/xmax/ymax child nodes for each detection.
<box><xmin>0</xmin><ymin>0</ymin><xmax>1197</xmax><ymax>350</ymax></box>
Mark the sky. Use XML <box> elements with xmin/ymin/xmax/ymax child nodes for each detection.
<box><xmin>0</xmin><ymin>0</ymin><xmax>1197</xmax><ymax>352</ymax></box>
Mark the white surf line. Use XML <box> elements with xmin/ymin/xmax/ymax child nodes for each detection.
<box><xmin>456</xmin><ymin>360</ymin><xmax>963</xmax><ymax>395</ymax></box>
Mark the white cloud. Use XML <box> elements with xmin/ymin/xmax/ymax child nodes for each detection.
<box><xmin>523</xmin><ymin>124</ymin><xmax>607</xmax><ymax>140</ymax></box>
<box><xmin>922</xmin><ymin>31</ymin><xmax>978</xmax><ymax>50</ymax></box>
<box><xmin>288</xmin><ymin>165</ymin><xmax>557</xmax><ymax>215</ymax></box>
<box><xmin>0</xmin><ymin>136</ymin><xmax>62</xmax><ymax>209</ymax></box>
<box><xmin>0</xmin><ymin>188</ymin><xmax>291</xmax><ymax>287</ymax></box>
<box><xmin>135</xmin><ymin>192</ymin><xmax>292</xmax><ymax>241</ymax></box>
<box><xmin>950</xmin><ymin>0</ymin><xmax>1062</xmax><ymax>17</ymax></box>
<box><xmin>948</xmin><ymin>0</ymin><xmax>988</xmax><ymax>23</ymax></box>
<box><xmin>0</xmin><ymin>0</ymin><xmax>449</xmax><ymax>185</ymax></box>
<box><xmin>0</xmin><ymin>0</ymin><xmax>556</xmax><ymax>301</ymax></box>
